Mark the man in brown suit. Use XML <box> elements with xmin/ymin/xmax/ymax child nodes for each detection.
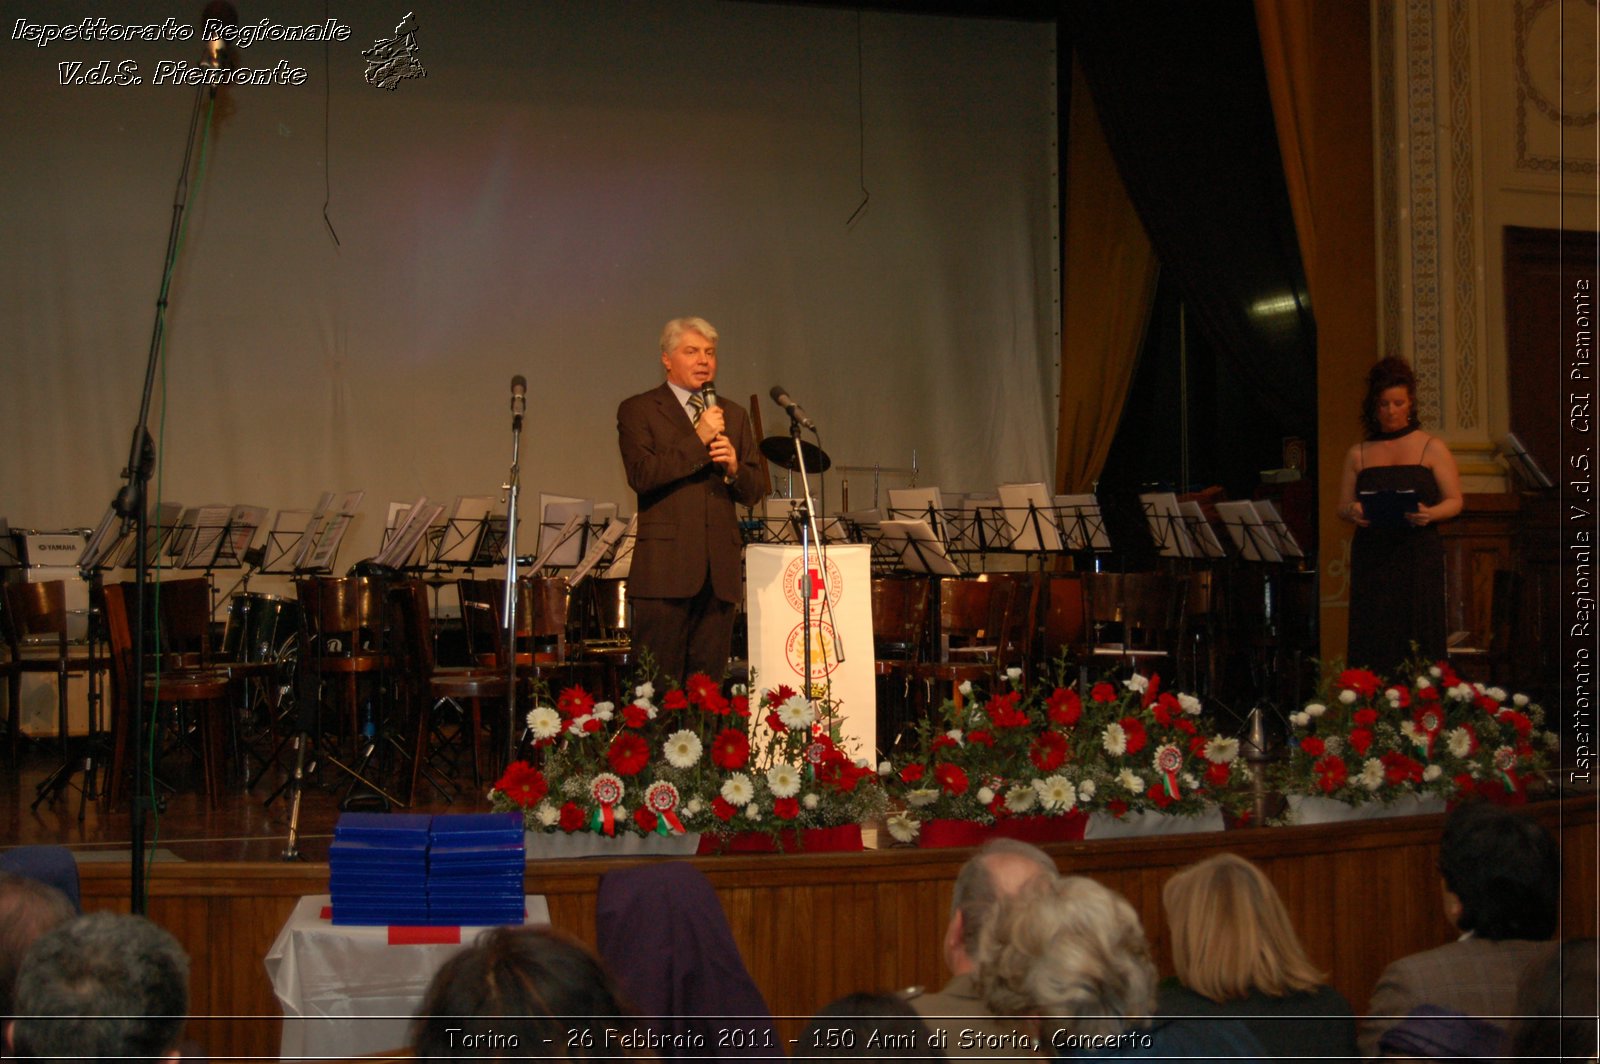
<box><xmin>1358</xmin><ymin>801</ymin><xmax>1560</xmax><ymax>1057</ymax></box>
<box><xmin>617</xmin><ymin>317</ymin><xmax>764</xmax><ymax>686</ymax></box>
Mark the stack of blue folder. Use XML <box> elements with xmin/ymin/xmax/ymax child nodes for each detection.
<box><xmin>427</xmin><ymin>813</ymin><xmax>526</xmax><ymax>926</ymax></box>
<box><xmin>329</xmin><ymin>812</ymin><xmax>432</xmax><ymax>926</ymax></box>
<box><xmin>328</xmin><ymin>812</ymin><xmax>526</xmax><ymax>926</ymax></box>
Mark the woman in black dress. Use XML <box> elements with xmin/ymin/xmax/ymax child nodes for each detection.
<box><xmin>1338</xmin><ymin>357</ymin><xmax>1462</xmax><ymax>674</ymax></box>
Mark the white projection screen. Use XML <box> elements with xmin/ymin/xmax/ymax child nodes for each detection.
<box><xmin>0</xmin><ymin>1</ymin><xmax>1059</xmax><ymax>578</ymax></box>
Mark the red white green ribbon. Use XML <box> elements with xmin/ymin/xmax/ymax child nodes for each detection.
<box><xmin>1493</xmin><ymin>747</ymin><xmax>1519</xmax><ymax>793</ymax></box>
<box><xmin>644</xmin><ymin>781</ymin><xmax>687</xmax><ymax>834</ymax></box>
<box><xmin>1153</xmin><ymin>744</ymin><xmax>1183</xmax><ymax>798</ymax></box>
<box><xmin>591</xmin><ymin>773</ymin><xmax>623</xmax><ymax>836</ymax></box>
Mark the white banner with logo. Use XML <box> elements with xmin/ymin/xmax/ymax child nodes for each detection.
<box><xmin>745</xmin><ymin>543</ymin><xmax>875</xmax><ymax>760</ymax></box>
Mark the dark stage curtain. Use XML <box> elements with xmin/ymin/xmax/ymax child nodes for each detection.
<box><xmin>1064</xmin><ymin>0</ymin><xmax>1316</xmax><ymax>443</ymax></box>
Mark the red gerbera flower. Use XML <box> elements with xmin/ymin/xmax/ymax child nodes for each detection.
<box><xmin>632</xmin><ymin>807</ymin><xmax>658</xmax><ymax>833</ymax></box>
<box><xmin>1046</xmin><ymin>687</ymin><xmax>1082</xmax><ymax>725</ymax></box>
<box><xmin>966</xmin><ymin>729</ymin><xmax>996</xmax><ymax>748</ymax></box>
<box><xmin>899</xmin><ymin>763</ymin><xmax>926</xmax><ymax>783</ymax></box>
<box><xmin>1141</xmin><ymin>674</ymin><xmax>1162</xmax><ymax>707</ymax></box>
<box><xmin>1152</xmin><ymin>693</ymin><xmax>1180</xmax><ymax>726</ymax></box>
<box><xmin>1029</xmin><ymin>731</ymin><xmax>1068</xmax><ymax>773</ymax></box>
<box><xmin>1106</xmin><ymin>798</ymin><xmax>1129</xmax><ymax>818</ymax></box>
<box><xmin>1349</xmin><ymin>728</ymin><xmax>1374</xmax><ymax>756</ymax></box>
<box><xmin>1353</xmin><ymin>708</ymin><xmax>1379</xmax><ymax>727</ymax></box>
<box><xmin>1300</xmin><ymin>736</ymin><xmax>1326</xmax><ymax>756</ymax></box>
<box><xmin>493</xmin><ymin>761</ymin><xmax>548</xmax><ymax>808</ymax></box>
<box><xmin>1090</xmin><ymin>682</ymin><xmax>1118</xmax><ymax>703</ymax></box>
<box><xmin>557</xmin><ymin>685</ymin><xmax>595</xmax><ymax>718</ymax></box>
<box><xmin>1336</xmin><ymin>669</ymin><xmax>1381</xmax><ymax>698</ymax></box>
<box><xmin>711</xmin><ymin>796</ymin><xmax>737</xmax><ymax>822</ymax></box>
<box><xmin>1314</xmin><ymin>754</ymin><xmax>1348</xmax><ymax>792</ymax></box>
<box><xmin>711</xmin><ymin>728</ymin><xmax>751</xmax><ymax>770</ymax></box>
<box><xmin>768</xmin><ymin>685</ymin><xmax>797</xmax><ymax>706</ymax></box>
<box><xmin>772</xmin><ymin>797</ymin><xmax>800</xmax><ymax>821</ymax></box>
<box><xmin>685</xmin><ymin>673</ymin><xmax>717</xmax><ymax>706</ymax></box>
<box><xmin>933</xmin><ymin>763</ymin><xmax>969</xmax><ymax>795</ymax></box>
<box><xmin>701</xmin><ymin>689</ymin><xmax>731</xmax><ymax>715</ymax></box>
<box><xmin>731</xmin><ymin>693</ymin><xmax>751</xmax><ymax>717</ymax></box>
<box><xmin>765</xmin><ymin>711</ymin><xmax>786</xmax><ymax>733</ymax></box>
<box><xmin>986</xmin><ymin>690</ymin><xmax>1028</xmax><ymax>728</ymax></box>
<box><xmin>1205</xmin><ymin>762</ymin><xmax>1231</xmax><ymax>788</ymax></box>
<box><xmin>663</xmin><ymin>689</ymin><xmax>689</xmax><ymax>711</ymax></box>
<box><xmin>559</xmin><ymin>802</ymin><xmax>586</xmax><ymax>833</ymax></box>
<box><xmin>607</xmin><ymin>732</ymin><xmax>651</xmax><ymax>776</ymax></box>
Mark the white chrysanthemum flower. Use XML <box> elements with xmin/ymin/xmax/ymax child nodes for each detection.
<box><xmin>1035</xmin><ymin>776</ymin><xmax>1076</xmax><ymax>812</ymax></box>
<box><xmin>527</xmin><ymin>706</ymin><xmax>562</xmax><ymax>740</ymax></box>
<box><xmin>591</xmin><ymin>701</ymin><xmax>615</xmax><ymax>722</ymax></box>
<box><xmin>1077</xmin><ymin>779</ymin><xmax>1097</xmax><ymax>802</ymax></box>
<box><xmin>732</xmin><ymin>683</ymin><xmax>748</xmax><ymax>696</ymax></box>
<box><xmin>1006</xmin><ymin>784</ymin><xmax>1038</xmax><ymax>812</ymax></box>
<box><xmin>1415</xmin><ymin>676</ymin><xmax>1432</xmax><ymax>689</ymax></box>
<box><xmin>777</xmin><ymin>694</ymin><xmax>815</xmax><ymax>729</ymax></box>
<box><xmin>1323</xmin><ymin>736</ymin><xmax>1345</xmax><ymax>755</ymax></box>
<box><xmin>613</xmin><ymin>805</ymin><xmax>628</xmax><ymax>821</ymax></box>
<box><xmin>664</xmin><ymin>729</ymin><xmax>703</xmax><ymax>769</ymax></box>
<box><xmin>1204</xmin><ymin>737</ymin><xmax>1240</xmax><ymax>764</ymax></box>
<box><xmin>976</xmin><ymin>786</ymin><xmax>995</xmax><ymax>805</ymax></box>
<box><xmin>721</xmin><ymin>773</ymin><xmax>754</xmax><ymax>805</ymax></box>
<box><xmin>1429</xmin><ymin>665</ymin><xmax>1442</xmax><ymax>677</ymax></box>
<box><xmin>745</xmin><ymin>803</ymin><xmax>760</xmax><ymax>819</ymax></box>
<box><xmin>1006</xmin><ymin>666</ymin><xmax>1023</xmax><ymax>682</ymax></box>
<box><xmin>567</xmin><ymin>716</ymin><xmax>589</xmax><ymax>736</ymax></box>
<box><xmin>1422</xmin><ymin>765</ymin><xmax>1442</xmax><ymax>782</ymax></box>
<box><xmin>685</xmin><ymin>798</ymin><xmax>703</xmax><ymax>817</ymax></box>
<box><xmin>1545</xmin><ymin>732</ymin><xmax>1561</xmax><ymax>750</ymax></box>
<box><xmin>878</xmin><ymin>761</ymin><xmax>893</xmax><ymax>776</ymax></box>
<box><xmin>906</xmin><ymin>787</ymin><xmax>941</xmax><ymax>808</ymax></box>
<box><xmin>1291</xmin><ymin>712</ymin><xmax>1311</xmax><ymax>728</ymax></box>
<box><xmin>1487</xmin><ymin>687</ymin><xmax>1507</xmax><ymax>703</ymax></box>
<box><xmin>634</xmin><ymin>681</ymin><xmax>655</xmax><ymax>700</ymax></box>
<box><xmin>1102</xmin><ymin>723</ymin><xmax>1128</xmax><ymax>757</ymax></box>
<box><xmin>886</xmin><ymin>811</ymin><xmax>920</xmax><ymax>843</ymax></box>
<box><xmin>803</xmin><ymin>793</ymin><xmax>820</xmax><ymax>810</ymax></box>
<box><xmin>1116</xmin><ymin>768</ymin><xmax>1146</xmax><ymax>794</ymax></box>
<box><xmin>1339</xmin><ymin>690</ymin><xmax>1358</xmax><ymax>705</ymax></box>
<box><xmin>1178</xmin><ymin>693</ymin><xmax>1203</xmax><ymax>715</ymax></box>
<box><xmin>958</xmin><ymin>680</ymin><xmax>973</xmax><ymax>698</ymax></box>
<box><xmin>535</xmin><ymin>802</ymin><xmax>560</xmax><ymax>827</ymax></box>
<box><xmin>1513</xmin><ymin>693</ymin><xmax>1530</xmax><ymax>707</ymax></box>
<box><xmin>766</xmin><ymin>763</ymin><xmax>802</xmax><ymax>799</ymax></box>
<box><xmin>1305</xmin><ymin>702</ymin><xmax>1327</xmax><ymax>718</ymax></box>
<box><xmin>1236</xmin><ymin>762</ymin><xmax>1255</xmax><ymax>783</ymax></box>
<box><xmin>1386</xmin><ymin>688</ymin><xmax>1403</xmax><ymax>705</ymax></box>
<box><xmin>1446</xmin><ymin>727</ymin><xmax>1474</xmax><ymax>758</ymax></box>
<box><xmin>945</xmin><ymin>729</ymin><xmax>964</xmax><ymax>745</ymax></box>
<box><xmin>1359</xmin><ymin>758</ymin><xmax>1385</xmax><ymax>791</ymax></box>
<box><xmin>1124</xmin><ymin>673</ymin><xmax>1149</xmax><ymax>693</ymax></box>
<box><xmin>1181</xmin><ymin>773</ymin><xmax>1198</xmax><ymax>790</ymax></box>
<box><xmin>854</xmin><ymin>757</ymin><xmax>871</xmax><ymax>770</ymax></box>
<box><xmin>1450</xmin><ymin>683</ymin><xmax>1475</xmax><ymax>701</ymax></box>
<box><xmin>1400</xmin><ymin>721</ymin><xmax>1422</xmax><ymax>744</ymax></box>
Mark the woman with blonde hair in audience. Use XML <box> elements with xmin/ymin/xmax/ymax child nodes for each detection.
<box><xmin>978</xmin><ymin>875</ymin><xmax>1264</xmax><ymax>1061</ymax></box>
<box><xmin>1158</xmin><ymin>853</ymin><xmax>1357</xmax><ymax>1060</ymax></box>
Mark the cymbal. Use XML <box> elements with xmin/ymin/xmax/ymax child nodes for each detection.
<box><xmin>760</xmin><ymin>436</ymin><xmax>831</xmax><ymax>474</ymax></box>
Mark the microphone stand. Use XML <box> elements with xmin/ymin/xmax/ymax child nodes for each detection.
<box><xmin>787</xmin><ymin>418</ymin><xmax>843</xmax><ymax>709</ymax></box>
<box><xmin>501</xmin><ymin>404</ymin><xmax>524</xmax><ymax>769</ymax></box>
<box><xmin>112</xmin><ymin>80</ymin><xmax>216</xmax><ymax>914</ymax></box>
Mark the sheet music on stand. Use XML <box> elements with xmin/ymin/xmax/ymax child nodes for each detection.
<box><xmin>601</xmin><ymin>516</ymin><xmax>638</xmax><ymax>579</ymax></box>
<box><xmin>1251</xmin><ymin>499</ymin><xmax>1304</xmax><ymax>559</ymax></box>
<box><xmin>473</xmin><ymin>514</ymin><xmax>512</xmax><ymax>567</ymax></box>
<box><xmin>287</xmin><ymin>491</ymin><xmax>365</xmax><ymax>573</ymax></box>
<box><xmin>228</xmin><ymin>504</ymin><xmax>267</xmax><ymax>560</ymax></box>
<box><xmin>1052</xmin><ymin>494</ymin><xmax>1112</xmax><ymax>552</ymax></box>
<box><xmin>996</xmin><ymin>482</ymin><xmax>1064</xmax><ymax>553</ymax></box>
<box><xmin>887</xmin><ymin>487</ymin><xmax>945</xmax><ymax>541</ymax></box>
<box><xmin>1139</xmin><ymin>492</ymin><xmax>1201</xmax><ymax>559</ymax></box>
<box><xmin>431</xmin><ymin>495</ymin><xmax>496</xmax><ymax>567</ymax></box>
<box><xmin>1215</xmin><ymin>500</ymin><xmax>1282</xmax><ymax>563</ymax></box>
<box><xmin>179</xmin><ymin>505</ymin><xmax>237</xmax><ymax>570</ymax></box>
<box><xmin>753</xmin><ymin>498</ymin><xmax>800</xmax><ymax>544</ymax></box>
<box><xmin>569</xmin><ymin>518</ymin><xmax>631</xmax><ymax>586</ymax></box>
<box><xmin>126</xmin><ymin>502</ymin><xmax>185</xmax><ymax>570</ymax></box>
<box><xmin>374</xmin><ymin>497</ymin><xmax>444</xmax><ymax>569</ymax></box>
<box><xmin>538</xmin><ymin>495</ymin><xmax>593</xmax><ymax>569</ymax></box>
<box><xmin>1178</xmin><ymin>500</ymin><xmax>1227</xmax><ymax>559</ymax></box>
<box><xmin>876</xmin><ymin>518</ymin><xmax>962</xmax><ymax>576</ymax></box>
<box><xmin>78</xmin><ymin>505</ymin><xmax>128</xmax><ymax>573</ymax></box>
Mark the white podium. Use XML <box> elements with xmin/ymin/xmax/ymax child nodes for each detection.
<box><xmin>745</xmin><ymin>543</ymin><xmax>875</xmax><ymax>758</ymax></box>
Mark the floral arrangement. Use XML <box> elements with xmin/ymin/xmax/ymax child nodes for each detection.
<box><xmin>1274</xmin><ymin>660</ymin><xmax>1557</xmax><ymax>807</ymax></box>
<box><xmin>882</xmin><ymin>665</ymin><xmax>1252</xmax><ymax>845</ymax></box>
<box><xmin>488</xmin><ymin>671</ymin><xmax>886</xmax><ymax>844</ymax></box>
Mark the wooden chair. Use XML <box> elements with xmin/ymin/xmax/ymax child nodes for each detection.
<box><xmin>459</xmin><ymin>577</ymin><xmax>598</xmax><ymax>693</ymax></box>
<box><xmin>1081</xmin><ymin>570</ymin><xmax>1184</xmax><ymax>677</ymax></box>
<box><xmin>871</xmin><ymin>575</ymin><xmax>931</xmax><ymax>756</ymax></box>
<box><xmin>294</xmin><ymin>576</ymin><xmax>393</xmax><ymax>751</ymax></box>
<box><xmin>2</xmin><ymin>581</ymin><xmax>103</xmax><ymax>763</ymax></box>
<box><xmin>392</xmin><ymin>579</ymin><xmax>510</xmax><ymax>801</ymax></box>
<box><xmin>102</xmin><ymin>582</ymin><xmax>231</xmax><ymax>810</ymax></box>
<box><xmin>1038</xmin><ymin>573</ymin><xmax>1087</xmax><ymax>669</ymax></box>
<box><xmin>915</xmin><ymin>575</ymin><xmax>1016</xmax><ymax>711</ymax></box>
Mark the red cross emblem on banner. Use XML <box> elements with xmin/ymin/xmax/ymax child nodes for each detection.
<box><xmin>797</xmin><ymin>569</ymin><xmax>821</xmax><ymax>601</ymax></box>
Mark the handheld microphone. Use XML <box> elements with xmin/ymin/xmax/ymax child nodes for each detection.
<box><xmin>510</xmin><ymin>375</ymin><xmax>527</xmax><ymax>425</ymax></box>
<box><xmin>702</xmin><ymin>379</ymin><xmax>718</xmax><ymax>418</ymax></box>
<box><xmin>770</xmin><ymin>385</ymin><xmax>816</xmax><ymax>430</ymax></box>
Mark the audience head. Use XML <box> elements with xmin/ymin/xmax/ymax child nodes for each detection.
<box><xmin>412</xmin><ymin>926</ymin><xmax>632</xmax><ymax>1060</ymax></box>
<box><xmin>1361</xmin><ymin>356</ymin><xmax>1421</xmax><ymax>437</ymax></box>
<box><xmin>946</xmin><ymin>839</ymin><xmax>1059</xmax><ymax>975</ymax></box>
<box><xmin>977</xmin><ymin>875</ymin><xmax>1156</xmax><ymax>1040</ymax></box>
<box><xmin>799</xmin><ymin>992</ymin><xmax>947</xmax><ymax>1059</ymax></box>
<box><xmin>0</xmin><ymin>872</ymin><xmax>76</xmax><ymax>1017</ymax></box>
<box><xmin>1437</xmin><ymin>801</ymin><xmax>1558</xmax><ymax>941</ymax></box>
<box><xmin>1503</xmin><ymin>938</ymin><xmax>1598</xmax><ymax>1061</ymax></box>
<box><xmin>9</xmin><ymin>911</ymin><xmax>189</xmax><ymax>1064</ymax></box>
<box><xmin>1162</xmin><ymin>853</ymin><xmax>1325</xmax><ymax>1002</ymax></box>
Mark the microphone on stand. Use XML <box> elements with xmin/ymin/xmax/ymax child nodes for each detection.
<box><xmin>510</xmin><ymin>375</ymin><xmax>526</xmax><ymax>429</ymax></box>
<box><xmin>770</xmin><ymin>384</ymin><xmax>816</xmax><ymax>430</ymax></box>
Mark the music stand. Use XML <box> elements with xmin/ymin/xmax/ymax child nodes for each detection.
<box><xmin>996</xmin><ymin>482</ymin><xmax>1064</xmax><ymax>562</ymax></box>
<box><xmin>875</xmin><ymin>519</ymin><xmax>962</xmax><ymax>577</ymax></box>
<box><xmin>1214</xmin><ymin>501</ymin><xmax>1283</xmax><ymax>563</ymax></box>
<box><xmin>1052</xmin><ymin>493</ymin><xmax>1113</xmax><ymax>556</ymax></box>
<box><xmin>1139</xmin><ymin>492</ymin><xmax>1201</xmax><ymax>560</ymax></box>
<box><xmin>1178</xmin><ymin>501</ymin><xmax>1227</xmax><ymax>560</ymax></box>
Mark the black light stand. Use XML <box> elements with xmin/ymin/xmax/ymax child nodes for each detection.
<box><xmin>112</xmin><ymin>77</ymin><xmax>218</xmax><ymax>914</ymax></box>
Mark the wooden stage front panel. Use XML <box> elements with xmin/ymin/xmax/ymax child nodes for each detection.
<box><xmin>78</xmin><ymin>797</ymin><xmax>1597</xmax><ymax>1061</ymax></box>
